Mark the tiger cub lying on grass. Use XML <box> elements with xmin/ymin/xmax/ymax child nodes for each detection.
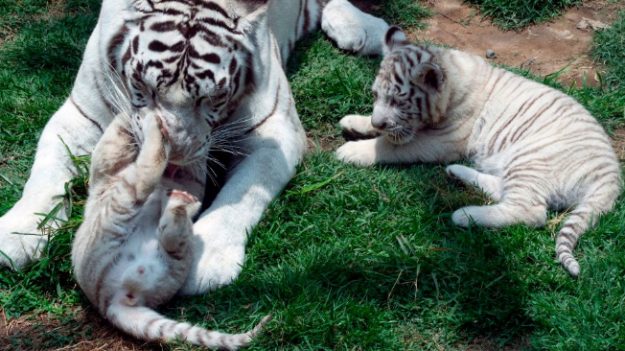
<box><xmin>337</xmin><ymin>26</ymin><xmax>622</xmax><ymax>277</ymax></box>
<box><xmin>72</xmin><ymin>114</ymin><xmax>269</xmax><ymax>349</ymax></box>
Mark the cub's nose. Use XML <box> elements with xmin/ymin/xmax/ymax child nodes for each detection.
<box><xmin>371</xmin><ymin>115</ymin><xmax>389</xmax><ymax>130</ymax></box>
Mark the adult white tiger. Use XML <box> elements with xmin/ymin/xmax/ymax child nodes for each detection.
<box><xmin>0</xmin><ymin>0</ymin><xmax>389</xmax><ymax>295</ymax></box>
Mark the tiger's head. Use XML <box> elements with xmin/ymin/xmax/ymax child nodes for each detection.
<box><xmin>110</xmin><ymin>0</ymin><xmax>270</xmax><ymax>170</ymax></box>
<box><xmin>371</xmin><ymin>26</ymin><xmax>447</xmax><ymax>145</ymax></box>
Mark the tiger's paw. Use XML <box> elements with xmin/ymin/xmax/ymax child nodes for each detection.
<box><xmin>452</xmin><ymin>208</ymin><xmax>475</xmax><ymax>227</ymax></box>
<box><xmin>0</xmin><ymin>220</ymin><xmax>47</xmax><ymax>270</ymax></box>
<box><xmin>167</xmin><ymin>189</ymin><xmax>201</xmax><ymax>218</ymax></box>
<box><xmin>336</xmin><ymin>141</ymin><xmax>377</xmax><ymax>167</ymax></box>
<box><xmin>340</xmin><ymin>115</ymin><xmax>380</xmax><ymax>140</ymax></box>
<box><xmin>322</xmin><ymin>0</ymin><xmax>389</xmax><ymax>56</ymax></box>
<box><xmin>180</xmin><ymin>238</ymin><xmax>245</xmax><ymax>295</ymax></box>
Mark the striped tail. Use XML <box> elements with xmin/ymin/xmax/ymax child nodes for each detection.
<box><xmin>555</xmin><ymin>204</ymin><xmax>599</xmax><ymax>278</ymax></box>
<box><xmin>106</xmin><ymin>303</ymin><xmax>271</xmax><ymax>350</ymax></box>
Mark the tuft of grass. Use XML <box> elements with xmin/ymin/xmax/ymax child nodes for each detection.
<box><xmin>593</xmin><ymin>11</ymin><xmax>625</xmax><ymax>89</ymax></box>
<box><xmin>378</xmin><ymin>0</ymin><xmax>431</xmax><ymax>28</ymax></box>
<box><xmin>466</xmin><ymin>0</ymin><xmax>581</xmax><ymax>30</ymax></box>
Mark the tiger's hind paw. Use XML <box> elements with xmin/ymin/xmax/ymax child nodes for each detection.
<box><xmin>322</xmin><ymin>0</ymin><xmax>389</xmax><ymax>56</ymax></box>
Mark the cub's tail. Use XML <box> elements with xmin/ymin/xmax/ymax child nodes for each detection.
<box><xmin>106</xmin><ymin>303</ymin><xmax>271</xmax><ymax>350</ymax></box>
<box><xmin>556</xmin><ymin>192</ymin><xmax>618</xmax><ymax>277</ymax></box>
<box><xmin>555</xmin><ymin>208</ymin><xmax>590</xmax><ymax>278</ymax></box>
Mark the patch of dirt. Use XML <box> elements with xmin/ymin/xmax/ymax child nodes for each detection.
<box><xmin>463</xmin><ymin>336</ymin><xmax>530</xmax><ymax>351</ymax></box>
<box><xmin>612</xmin><ymin>128</ymin><xmax>625</xmax><ymax>162</ymax></box>
<box><xmin>0</xmin><ymin>307</ymin><xmax>155</xmax><ymax>351</ymax></box>
<box><xmin>410</xmin><ymin>0</ymin><xmax>624</xmax><ymax>87</ymax></box>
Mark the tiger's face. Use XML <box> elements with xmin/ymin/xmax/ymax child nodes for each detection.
<box><xmin>371</xmin><ymin>26</ymin><xmax>446</xmax><ymax>145</ymax></box>
<box><xmin>113</xmin><ymin>0</ymin><xmax>268</xmax><ymax>168</ymax></box>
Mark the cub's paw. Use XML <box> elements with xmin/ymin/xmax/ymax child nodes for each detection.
<box><xmin>451</xmin><ymin>207</ymin><xmax>479</xmax><ymax>227</ymax></box>
<box><xmin>336</xmin><ymin>141</ymin><xmax>376</xmax><ymax>167</ymax></box>
<box><xmin>445</xmin><ymin>164</ymin><xmax>466</xmax><ymax>179</ymax></box>
<box><xmin>340</xmin><ymin>115</ymin><xmax>380</xmax><ymax>140</ymax></box>
<box><xmin>322</xmin><ymin>0</ymin><xmax>389</xmax><ymax>56</ymax></box>
<box><xmin>167</xmin><ymin>189</ymin><xmax>201</xmax><ymax>218</ymax></box>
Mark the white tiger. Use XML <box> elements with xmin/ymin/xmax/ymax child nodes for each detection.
<box><xmin>337</xmin><ymin>26</ymin><xmax>622</xmax><ymax>277</ymax></box>
<box><xmin>72</xmin><ymin>113</ymin><xmax>271</xmax><ymax>348</ymax></box>
<box><xmin>0</xmin><ymin>0</ymin><xmax>389</xmax><ymax>295</ymax></box>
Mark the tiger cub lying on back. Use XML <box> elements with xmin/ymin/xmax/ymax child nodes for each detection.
<box><xmin>71</xmin><ymin>114</ymin><xmax>269</xmax><ymax>349</ymax></box>
<box><xmin>337</xmin><ymin>26</ymin><xmax>622</xmax><ymax>277</ymax></box>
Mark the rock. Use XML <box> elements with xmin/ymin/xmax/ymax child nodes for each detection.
<box><xmin>485</xmin><ymin>49</ymin><xmax>496</xmax><ymax>59</ymax></box>
<box><xmin>576</xmin><ymin>18</ymin><xmax>609</xmax><ymax>31</ymax></box>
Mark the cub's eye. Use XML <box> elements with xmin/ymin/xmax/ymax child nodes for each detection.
<box><xmin>372</xmin><ymin>90</ymin><xmax>379</xmax><ymax>99</ymax></box>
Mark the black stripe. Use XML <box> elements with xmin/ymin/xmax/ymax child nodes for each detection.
<box><xmin>107</xmin><ymin>25</ymin><xmax>129</xmax><ymax>71</ymax></box>
<box><xmin>70</xmin><ymin>96</ymin><xmax>104</xmax><ymax>133</ymax></box>
<box><xmin>245</xmin><ymin>82</ymin><xmax>281</xmax><ymax>134</ymax></box>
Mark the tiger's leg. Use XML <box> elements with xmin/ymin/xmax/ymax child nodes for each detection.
<box><xmin>452</xmin><ymin>201</ymin><xmax>547</xmax><ymax>228</ymax></box>
<box><xmin>158</xmin><ymin>190</ymin><xmax>200</xmax><ymax>259</ymax></box>
<box><xmin>128</xmin><ymin>115</ymin><xmax>171</xmax><ymax>201</ymax></box>
<box><xmin>446</xmin><ymin>165</ymin><xmax>503</xmax><ymax>202</ymax></box>
<box><xmin>452</xmin><ymin>181</ymin><xmax>548</xmax><ymax>228</ymax></box>
<box><xmin>0</xmin><ymin>98</ymin><xmax>106</xmax><ymax>269</ymax></box>
<box><xmin>180</xmin><ymin>93</ymin><xmax>306</xmax><ymax>295</ymax></box>
<box><xmin>337</xmin><ymin>134</ymin><xmax>464</xmax><ymax>166</ymax></box>
<box><xmin>339</xmin><ymin>115</ymin><xmax>381</xmax><ymax>140</ymax></box>
<box><xmin>89</xmin><ymin>117</ymin><xmax>135</xmax><ymax>183</ymax></box>
<box><xmin>321</xmin><ymin>0</ymin><xmax>389</xmax><ymax>56</ymax></box>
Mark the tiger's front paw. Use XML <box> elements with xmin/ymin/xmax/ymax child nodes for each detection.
<box><xmin>0</xmin><ymin>219</ymin><xmax>47</xmax><ymax>269</ymax></box>
<box><xmin>180</xmin><ymin>237</ymin><xmax>245</xmax><ymax>295</ymax></box>
<box><xmin>336</xmin><ymin>141</ymin><xmax>376</xmax><ymax>167</ymax></box>
<box><xmin>340</xmin><ymin>115</ymin><xmax>380</xmax><ymax>140</ymax></box>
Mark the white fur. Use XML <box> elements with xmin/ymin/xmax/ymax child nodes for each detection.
<box><xmin>0</xmin><ymin>0</ymin><xmax>388</xmax><ymax>295</ymax></box>
<box><xmin>337</xmin><ymin>38</ymin><xmax>621</xmax><ymax>276</ymax></box>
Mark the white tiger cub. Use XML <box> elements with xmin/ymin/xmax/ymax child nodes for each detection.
<box><xmin>0</xmin><ymin>0</ymin><xmax>389</xmax><ymax>295</ymax></box>
<box><xmin>337</xmin><ymin>26</ymin><xmax>622</xmax><ymax>277</ymax></box>
<box><xmin>72</xmin><ymin>113</ymin><xmax>270</xmax><ymax>348</ymax></box>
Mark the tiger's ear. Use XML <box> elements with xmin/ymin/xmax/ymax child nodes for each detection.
<box><xmin>130</xmin><ymin>0</ymin><xmax>154</xmax><ymax>12</ymax></box>
<box><xmin>383</xmin><ymin>26</ymin><xmax>409</xmax><ymax>56</ymax></box>
<box><xmin>414</xmin><ymin>63</ymin><xmax>445</xmax><ymax>92</ymax></box>
<box><xmin>231</xmin><ymin>0</ymin><xmax>269</xmax><ymax>32</ymax></box>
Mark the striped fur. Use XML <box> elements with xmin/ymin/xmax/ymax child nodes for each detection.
<box><xmin>338</xmin><ymin>26</ymin><xmax>622</xmax><ymax>277</ymax></box>
<box><xmin>72</xmin><ymin>114</ymin><xmax>270</xmax><ymax>349</ymax></box>
<box><xmin>0</xmin><ymin>0</ymin><xmax>389</xmax><ymax>293</ymax></box>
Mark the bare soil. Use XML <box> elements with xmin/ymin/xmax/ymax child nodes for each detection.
<box><xmin>409</xmin><ymin>0</ymin><xmax>624</xmax><ymax>87</ymax></box>
<box><xmin>0</xmin><ymin>308</ymin><xmax>154</xmax><ymax>351</ymax></box>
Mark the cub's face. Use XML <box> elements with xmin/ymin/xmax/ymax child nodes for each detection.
<box><xmin>371</xmin><ymin>26</ymin><xmax>446</xmax><ymax>145</ymax></box>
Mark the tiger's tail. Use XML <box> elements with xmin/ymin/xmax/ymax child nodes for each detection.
<box><xmin>555</xmin><ymin>208</ymin><xmax>591</xmax><ymax>278</ymax></box>
<box><xmin>106</xmin><ymin>303</ymin><xmax>271</xmax><ymax>350</ymax></box>
<box><xmin>556</xmin><ymin>182</ymin><xmax>619</xmax><ymax>277</ymax></box>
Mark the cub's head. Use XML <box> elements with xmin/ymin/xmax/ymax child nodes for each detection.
<box><xmin>111</xmin><ymin>0</ymin><xmax>270</xmax><ymax>168</ymax></box>
<box><xmin>371</xmin><ymin>26</ymin><xmax>446</xmax><ymax>144</ymax></box>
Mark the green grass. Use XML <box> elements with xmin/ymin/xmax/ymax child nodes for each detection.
<box><xmin>1</xmin><ymin>1</ymin><xmax>625</xmax><ymax>350</ymax></box>
<box><xmin>593</xmin><ymin>11</ymin><xmax>625</xmax><ymax>89</ymax></box>
<box><xmin>466</xmin><ymin>0</ymin><xmax>581</xmax><ymax>29</ymax></box>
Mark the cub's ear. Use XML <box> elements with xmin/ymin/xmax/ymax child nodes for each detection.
<box><xmin>383</xmin><ymin>25</ymin><xmax>409</xmax><ymax>55</ymax></box>
<box><xmin>414</xmin><ymin>63</ymin><xmax>445</xmax><ymax>92</ymax></box>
